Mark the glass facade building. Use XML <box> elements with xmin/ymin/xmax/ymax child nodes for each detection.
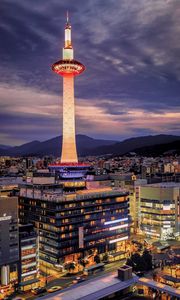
<box><xmin>19</xmin><ymin>182</ymin><xmax>130</xmax><ymax>274</ymax></box>
<box><xmin>140</xmin><ymin>182</ymin><xmax>180</xmax><ymax>240</ymax></box>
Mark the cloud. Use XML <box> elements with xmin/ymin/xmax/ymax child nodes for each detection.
<box><xmin>0</xmin><ymin>83</ymin><xmax>179</xmax><ymax>145</ymax></box>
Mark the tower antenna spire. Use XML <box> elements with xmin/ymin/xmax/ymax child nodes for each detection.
<box><xmin>66</xmin><ymin>10</ymin><xmax>69</xmax><ymax>24</ymax></box>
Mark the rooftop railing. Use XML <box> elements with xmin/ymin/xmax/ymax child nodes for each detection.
<box><xmin>20</xmin><ymin>187</ymin><xmax>128</xmax><ymax>203</ymax></box>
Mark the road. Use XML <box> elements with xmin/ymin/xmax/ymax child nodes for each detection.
<box><xmin>20</xmin><ymin>259</ymin><xmax>126</xmax><ymax>300</ymax></box>
<box><xmin>12</xmin><ymin>240</ymin><xmax>180</xmax><ymax>300</ymax></box>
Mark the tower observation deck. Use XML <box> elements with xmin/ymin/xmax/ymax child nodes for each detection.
<box><xmin>50</xmin><ymin>14</ymin><xmax>89</xmax><ymax>179</ymax></box>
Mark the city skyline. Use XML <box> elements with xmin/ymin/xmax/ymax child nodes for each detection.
<box><xmin>1</xmin><ymin>0</ymin><xmax>180</xmax><ymax>146</ymax></box>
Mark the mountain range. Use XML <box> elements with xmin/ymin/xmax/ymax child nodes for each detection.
<box><xmin>0</xmin><ymin>134</ymin><xmax>179</xmax><ymax>157</ymax></box>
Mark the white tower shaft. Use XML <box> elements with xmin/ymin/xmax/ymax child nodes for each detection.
<box><xmin>61</xmin><ymin>74</ymin><xmax>78</xmax><ymax>163</ymax></box>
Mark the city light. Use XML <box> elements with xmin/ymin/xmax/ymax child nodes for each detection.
<box><xmin>144</xmin><ymin>231</ymin><xmax>160</xmax><ymax>237</ymax></box>
<box><xmin>109</xmin><ymin>224</ymin><xmax>129</xmax><ymax>230</ymax></box>
<box><xmin>109</xmin><ymin>236</ymin><xmax>128</xmax><ymax>244</ymax></box>
<box><xmin>1</xmin><ymin>4</ymin><xmax>179</xmax><ymax>299</ymax></box>
<box><xmin>104</xmin><ymin>218</ymin><xmax>128</xmax><ymax>225</ymax></box>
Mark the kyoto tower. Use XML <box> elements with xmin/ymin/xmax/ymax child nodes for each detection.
<box><xmin>50</xmin><ymin>14</ymin><xmax>88</xmax><ymax>179</ymax></box>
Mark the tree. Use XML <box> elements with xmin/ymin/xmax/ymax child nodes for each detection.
<box><xmin>102</xmin><ymin>252</ymin><xmax>109</xmax><ymax>263</ymax></box>
<box><xmin>131</xmin><ymin>253</ymin><xmax>147</xmax><ymax>272</ymax></box>
<box><xmin>64</xmin><ymin>262</ymin><xmax>76</xmax><ymax>273</ymax></box>
<box><xmin>94</xmin><ymin>254</ymin><xmax>101</xmax><ymax>264</ymax></box>
<box><xmin>142</xmin><ymin>249</ymin><xmax>152</xmax><ymax>271</ymax></box>
<box><xmin>126</xmin><ymin>258</ymin><xmax>135</xmax><ymax>269</ymax></box>
<box><xmin>79</xmin><ymin>258</ymin><xmax>88</xmax><ymax>267</ymax></box>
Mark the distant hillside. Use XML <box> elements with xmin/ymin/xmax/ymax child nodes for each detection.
<box><xmin>0</xmin><ymin>134</ymin><xmax>179</xmax><ymax>157</ymax></box>
<box><xmin>92</xmin><ymin>134</ymin><xmax>180</xmax><ymax>156</ymax></box>
<box><xmin>132</xmin><ymin>140</ymin><xmax>180</xmax><ymax>156</ymax></box>
<box><xmin>0</xmin><ymin>144</ymin><xmax>11</xmax><ymax>150</ymax></box>
<box><xmin>0</xmin><ymin>135</ymin><xmax>117</xmax><ymax>157</ymax></box>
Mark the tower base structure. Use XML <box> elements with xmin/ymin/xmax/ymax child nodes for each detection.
<box><xmin>49</xmin><ymin>162</ymin><xmax>90</xmax><ymax>180</ymax></box>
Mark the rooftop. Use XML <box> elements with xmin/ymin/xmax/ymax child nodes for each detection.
<box><xmin>0</xmin><ymin>176</ymin><xmax>23</xmax><ymax>189</ymax></box>
<box><xmin>37</xmin><ymin>272</ymin><xmax>180</xmax><ymax>300</ymax></box>
<box><xmin>138</xmin><ymin>277</ymin><xmax>180</xmax><ymax>298</ymax></box>
<box><xmin>20</xmin><ymin>187</ymin><xmax>128</xmax><ymax>202</ymax></box>
<box><xmin>142</xmin><ymin>182</ymin><xmax>180</xmax><ymax>188</ymax></box>
<box><xmin>38</xmin><ymin>271</ymin><xmax>138</xmax><ymax>300</ymax></box>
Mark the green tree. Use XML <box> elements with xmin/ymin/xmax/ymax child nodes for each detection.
<box><xmin>102</xmin><ymin>252</ymin><xmax>109</xmax><ymax>263</ymax></box>
<box><xmin>131</xmin><ymin>253</ymin><xmax>147</xmax><ymax>272</ymax></box>
<box><xmin>126</xmin><ymin>258</ymin><xmax>135</xmax><ymax>269</ymax></box>
<box><xmin>142</xmin><ymin>249</ymin><xmax>152</xmax><ymax>271</ymax></box>
<box><xmin>64</xmin><ymin>262</ymin><xmax>76</xmax><ymax>273</ymax></box>
<box><xmin>79</xmin><ymin>258</ymin><xmax>88</xmax><ymax>267</ymax></box>
<box><xmin>94</xmin><ymin>254</ymin><xmax>101</xmax><ymax>264</ymax></box>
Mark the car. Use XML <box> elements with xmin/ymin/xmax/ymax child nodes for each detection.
<box><xmin>47</xmin><ymin>286</ymin><xmax>62</xmax><ymax>293</ymax></box>
<box><xmin>31</xmin><ymin>287</ymin><xmax>47</xmax><ymax>295</ymax></box>
<box><xmin>73</xmin><ymin>276</ymin><xmax>86</xmax><ymax>284</ymax></box>
<box><xmin>135</xmin><ymin>271</ymin><xmax>145</xmax><ymax>277</ymax></box>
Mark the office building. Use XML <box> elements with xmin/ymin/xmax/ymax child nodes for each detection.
<box><xmin>19</xmin><ymin>180</ymin><xmax>130</xmax><ymax>275</ymax></box>
<box><xmin>0</xmin><ymin>189</ymin><xmax>19</xmax><ymax>287</ymax></box>
<box><xmin>140</xmin><ymin>182</ymin><xmax>180</xmax><ymax>240</ymax></box>
<box><xmin>128</xmin><ymin>179</ymin><xmax>147</xmax><ymax>233</ymax></box>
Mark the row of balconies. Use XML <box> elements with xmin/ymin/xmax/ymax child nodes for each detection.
<box><xmin>38</xmin><ymin>211</ymin><xmax>129</xmax><ymax>227</ymax></box>
<box><xmin>39</xmin><ymin>229</ymin><xmax>129</xmax><ymax>248</ymax></box>
<box><xmin>39</xmin><ymin>230</ymin><xmax>129</xmax><ymax>251</ymax></box>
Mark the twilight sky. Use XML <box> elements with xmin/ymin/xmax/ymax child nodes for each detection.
<box><xmin>0</xmin><ymin>0</ymin><xmax>180</xmax><ymax>145</ymax></box>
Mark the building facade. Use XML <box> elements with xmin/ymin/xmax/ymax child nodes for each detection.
<box><xmin>0</xmin><ymin>191</ymin><xmax>19</xmax><ymax>287</ymax></box>
<box><xmin>19</xmin><ymin>181</ymin><xmax>130</xmax><ymax>274</ymax></box>
<box><xmin>18</xmin><ymin>224</ymin><xmax>38</xmax><ymax>290</ymax></box>
<box><xmin>128</xmin><ymin>179</ymin><xmax>147</xmax><ymax>233</ymax></box>
<box><xmin>140</xmin><ymin>182</ymin><xmax>180</xmax><ymax>240</ymax></box>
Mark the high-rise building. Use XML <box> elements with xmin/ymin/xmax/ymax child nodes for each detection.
<box><xmin>19</xmin><ymin>180</ymin><xmax>130</xmax><ymax>275</ymax></box>
<box><xmin>0</xmin><ymin>189</ymin><xmax>19</xmax><ymax>288</ymax></box>
<box><xmin>140</xmin><ymin>182</ymin><xmax>180</xmax><ymax>240</ymax></box>
<box><xmin>122</xmin><ymin>178</ymin><xmax>147</xmax><ymax>234</ymax></box>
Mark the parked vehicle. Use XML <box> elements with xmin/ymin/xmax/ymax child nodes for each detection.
<box><xmin>73</xmin><ymin>276</ymin><xmax>86</xmax><ymax>284</ymax></box>
<box><xmin>31</xmin><ymin>287</ymin><xmax>47</xmax><ymax>295</ymax></box>
<box><xmin>47</xmin><ymin>286</ymin><xmax>62</xmax><ymax>293</ymax></box>
<box><xmin>83</xmin><ymin>263</ymin><xmax>105</xmax><ymax>276</ymax></box>
<box><xmin>135</xmin><ymin>271</ymin><xmax>145</xmax><ymax>277</ymax></box>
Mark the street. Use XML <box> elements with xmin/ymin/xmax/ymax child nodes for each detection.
<box><xmin>16</xmin><ymin>259</ymin><xmax>126</xmax><ymax>300</ymax></box>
